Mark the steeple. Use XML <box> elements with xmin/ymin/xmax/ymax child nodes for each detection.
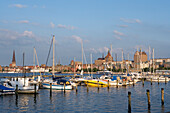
<box><xmin>11</xmin><ymin>50</ymin><xmax>16</xmax><ymax>67</ymax></box>
<box><xmin>12</xmin><ymin>50</ymin><xmax>16</xmax><ymax>63</ymax></box>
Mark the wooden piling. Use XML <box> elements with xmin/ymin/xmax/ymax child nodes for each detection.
<box><xmin>133</xmin><ymin>79</ymin><xmax>135</xmax><ymax>86</ymax></box>
<box><xmin>128</xmin><ymin>92</ymin><xmax>131</xmax><ymax>113</ymax></box>
<box><xmin>64</xmin><ymin>83</ymin><xmax>66</xmax><ymax>93</ymax></box>
<box><xmin>34</xmin><ymin>84</ymin><xmax>37</xmax><ymax>94</ymax></box>
<box><xmin>15</xmin><ymin>85</ymin><xmax>18</xmax><ymax>94</ymax></box>
<box><xmin>151</xmin><ymin>78</ymin><xmax>152</xmax><ymax>85</ymax></box>
<box><xmin>87</xmin><ymin>81</ymin><xmax>89</xmax><ymax>92</ymax></box>
<box><xmin>50</xmin><ymin>83</ymin><xmax>52</xmax><ymax>95</ymax></box>
<box><xmin>76</xmin><ymin>85</ymin><xmax>78</xmax><ymax>92</ymax></box>
<box><xmin>161</xmin><ymin>88</ymin><xmax>164</xmax><ymax>105</ymax></box>
<box><xmin>98</xmin><ymin>80</ymin><xmax>99</xmax><ymax>90</ymax></box>
<box><xmin>142</xmin><ymin>79</ymin><xmax>144</xmax><ymax>86</ymax></box>
<box><xmin>146</xmin><ymin>89</ymin><xmax>151</xmax><ymax>109</ymax></box>
<box><xmin>107</xmin><ymin>80</ymin><xmax>109</xmax><ymax>89</ymax></box>
<box><xmin>165</xmin><ymin>78</ymin><xmax>167</xmax><ymax>84</ymax></box>
<box><xmin>117</xmin><ymin>80</ymin><xmax>118</xmax><ymax>88</ymax></box>
<box><xmin>158</xmin><ymin>78</ymin><xmax>159</xmax><ymax>85</ymax></box>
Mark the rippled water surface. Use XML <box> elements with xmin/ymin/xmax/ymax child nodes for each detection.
<box><xmin>0</xmin><ymin>73</ymin><xmax>170</xmax><ymax>113</ymax></box>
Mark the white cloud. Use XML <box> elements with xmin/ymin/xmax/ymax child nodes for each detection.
<box><xmin>72</xmin><ymin>35</ymin><xmax>82</xmax><ymax>43</ymax></box>
<box><xmin>10</xmin><ymin>4</ymin><xmax>27</xmax><ymax>8</ymax></box>
<box><xmin>22</xmin><ymin>31</ymin><xmax>35</xmax><ymax>38</ymax></box>
<box><xmin>18</xmin><ymin>20</ymin><xmax>29</xmax><ymax>24</ymax></box>
<box><xmin>50</xmin><ymin>22</ymin><xmax>55</xmax><ymax>28</ymax></box>
<box><xmin>113</xmin><ymin>30</ymin><xmax>124</xmax><ymax>36</ymax></box>
<box><xmin>57</xmin><ymin>24</ymin><xmax>76</xmax><ymax>30</ymax></box>
<box><xmin>120</xmin><ymin>18</ymin><xmax>141</xmax><ymax>24</ymax></box>
<box><xmin>88</xmin><ymin>47</ymin><xmax>109</xmax><ymax>54</ymax></box>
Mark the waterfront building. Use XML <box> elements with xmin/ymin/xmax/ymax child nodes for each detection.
<box><xmin>150</xmin><ymin>58</ymin><xmax>170</xmax><ymax>69</ymax></box>
<box><xmin>134</xmin><ymin>49</ymin><xmax>148</xmax><ymax>69</ymax></box>
<box><xmin>95</xmin><ymin>50</ymin><xmax>113</xmax><ymax>69</ymax></box>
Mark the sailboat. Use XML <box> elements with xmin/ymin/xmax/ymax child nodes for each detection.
<box><xmin>42</xmin><ymin>35</ymin><xmax>72</xmax><ymax>90</ymax></box>
<box><xmin>3</xmin><ymin>53</ymin><xmax>39</xmax><ymax>94</ymax></box>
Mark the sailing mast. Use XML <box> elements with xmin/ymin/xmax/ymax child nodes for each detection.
<box><xmin>81</xmin><ymin>40</ymin><xmax>83</xmax><ymax>76</ymax></box>
<box><xmin>91</xmin><ymin>53</ymin><xmax>93</xmax><ymax>78</ymax></box>
<box><xmin>23</xmin><ymin>52</ymin><xmax>26</xmax><ymax>86</ymax></box>
<box><xmin>110</xmin><ymin>44</ymin><xmax>112</xmax><ymax>72</ymax></box>
<box><xmin>34</xmin><ymin>47</ymin><xmax>41</xmax><ymax>82</ymax></box>
<box><xmin>52</xmin><ymin>35</ymin><xmax>55</xmax><ymax>77</ymax></box>
<box><xmin>153</xmin><ymin>48</ymin><xmax>155</xmax><ymax>75</ymax></box>
<box><xmin>74</xmin><ymin>57</ymin><xmax>76</xmax><ymax>76</ymax></box>
<box><xmin>122</xmin><ymin>49</ymin><xmax>124</xmax><ymax>73</ymax></box>
<box><xmin>149</xmin><ymin>46</ymin><xmax>151</xmax><ymax>74</ymax></box>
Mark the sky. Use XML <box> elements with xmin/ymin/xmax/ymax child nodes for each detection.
<box><xmin>0</xmin><ymin>0</ymin><xmax>170</xmax><ymax>66</ymax></box>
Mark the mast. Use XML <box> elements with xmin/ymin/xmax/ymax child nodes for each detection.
<box><xmin>140</xmin><ymin>48</ymin><xmax>142</xmax><ymax>73</ymax></box>
<box><xmin>91</xmin><ymin>53</ymin><xmax>93</xmax><ymax>78</ymax></box>
<box><xmin>128</xmin><ymin>53</ymin><xmax>129</xmax><ymax>74</ymax></box>
<box><xmin>23</xmin><ymin>52</ymin><xmax>25</xmax><ymax>86</ymax></box>
<box><xmin>81</xmin><ymin>41</ymin><xmax>83</xmax><ymax>76</ymax></box>
<box><xmin>149</xmin><ymin>46</ymin><xmax>151</xmax><ymax>73</ymax></box>
<box><xmin>137</xmin><ymin>48</ymin><xmax>139</xmax><ymax>71</ymax></box>
<box><xmin>33</xmin><ymin>47</ymin><xmax>35</xmax><ymax>77</ymax></box>
<box><xmin>74</xmin><ymin>57</ymin><xmax>76</xmax><ymax>76</ymax></box>
<box><xmin>110</xmin><ymin>44</ymin><xmax>112</xmax><ymax>72</ymax></box>
<box><xmin>52</xmin><ymin>35</ymin><xmax>55</xmax><ymax>77</ymax></box>
<box><xmin>153</xmin><ymin>48</ymin><xmax>154</xmax><ymax>74</ymax></box>
<box><xmin>34</xmin><ymin>47</ymin><xmax>41</xmax><ymax>81</ymax></box>
<box><xmin>122</xmin><ymin>49</ymin><xmax>124</xmax><ymax>73</ymax></box>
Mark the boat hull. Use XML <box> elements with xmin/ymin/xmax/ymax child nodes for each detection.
<box><xmin>84</xmin><ymin>80</ymin><xmax>108</xmax><ymax>87</ymax></box>
<box><xmin>42</xmin><ymin>83</ymin><xmax>72</xmax><ymax>90</ymax></box>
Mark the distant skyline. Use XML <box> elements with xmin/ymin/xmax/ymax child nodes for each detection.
<box><xmin>0</xmin><ymin>0</ymin><xmax>170</xmax><ymax>66</ymax></box>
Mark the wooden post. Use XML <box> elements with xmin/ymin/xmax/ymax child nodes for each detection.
<box><xmin>64</xmin><ymin>83</ymin><xmax>66</xmax><ymax>93</ymax></box>
<box><xmin>76</xmin><ymin>85</ymin><xmax>78</xmax><ymax>92</ymax></box>
<box><xmin>15</xmin><ymin>85</ymin><xmax>18</xmax><ymax>94</ymax></box>
<box><xmin>142</xmin><ymin>79</ymin><xmax>144</xmax><ymax>86</ymax></box>
<box><xmin>128</xmin><ymin>92</ymin><xmax>131</xmax><ymax>113</ymax></box>
<box><xmin>50</xmin><ymin>83</ymin><xmax>52</xmax><ymax>96</ymax></box>
<box><xmin>87</xmin><ymin>81</ymin><xmax>89</xmax><ymax>92</ymax></box>
<box><xmin>161</xmin><ymin>88</ymin><xmax>164</xmax><ymax>105</ymax></box>
<box><xmin>158</xmin><ymin>78</ymin><xmax>159</xmax><ymax>85</ymax></box>
<box><xmin>151</xmin><ymin>78</ymin><xmax>152</xmax><ymax>85</ymax></box>
<box><xmin>98</xmin><ymin>80</ymin><xmax>99</xmax><ymax>90</ymax></box>
<box><xmin>133</xmin><ymin>79</ymin><xmax>135</xmax><ymax>86</ymax></box>
<box><xmin>107</xmin><ymin>80</ymin><xmax>109</xmax><ymax>89</ymax></box>
<box><xmin>34</xmin><ymin>84</ymin><xmax>37</xmax><ymax>94</ymax></box>
<box><xmin>165</xmin><ymin>78</ymin><xmax>167</xmax><ymax>84</ymax></box>
<box><xmin>117</xmin><ymin>80</ymin><xmax>118</xmax><ymax>88</ymax></box>
<box><xmin>146</xmin><ymin>89</ymin><xmax>151</xmax><ymax>109</ymax></box>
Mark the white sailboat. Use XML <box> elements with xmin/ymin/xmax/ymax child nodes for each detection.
<box><xmin>42</xmin><ymin>35</ymin><xmax>72</xmax><ymax>90</ymax></box>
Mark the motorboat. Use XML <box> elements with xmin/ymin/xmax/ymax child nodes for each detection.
<box><xmin>0</xmin><ymin>77</ymin><xmax>39</xmax><ymax>94</ymax></box>
<box><xmin>146</xmin><ymin>75</ymin><xmax>169</xmax><ymax>82</ymax></box>
<box><xmin>0</xmin><ymin>78</ymin><xmax>15</xmax><ymax>95</ymax></box>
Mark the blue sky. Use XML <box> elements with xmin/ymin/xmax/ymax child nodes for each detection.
<box><xmin>0</xmin><ymin>0</ymin><xmax>170</xmax><ymax>66</ymax></box>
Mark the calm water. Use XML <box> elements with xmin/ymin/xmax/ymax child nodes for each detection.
<box><xmin>0</xmin><ymin>73</ymin><xmax>170</xmax><ymax>113</ymax></box>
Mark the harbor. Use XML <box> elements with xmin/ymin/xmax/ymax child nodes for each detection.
<box><xmin>0</xmin><ymin>73</ymin><xmax>170</xmax><ymax>113</ymax></box>
<box><xmin>1</xmin><ymin>1</ymin><xmax>170</xmax><ymax>113</ymax></box>
<box><xmin>0</xmin><ymin>72</ymin><xmax>170</xmax><ymax>112</ymax></box>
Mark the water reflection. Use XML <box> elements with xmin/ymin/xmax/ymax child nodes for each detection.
<box><xmin>0</xmin><ymin>81</ymin><xmax>170</xmax><ymax>112</ymax></box>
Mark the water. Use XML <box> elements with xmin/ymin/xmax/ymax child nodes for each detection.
<box><xmin>0</xmin><ymin>73</ymin><xmax>170</xmax><ymax>113</ymax></box>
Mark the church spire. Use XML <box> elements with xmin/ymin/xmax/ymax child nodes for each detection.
<box><xmin>12</xmin><ymin>50</ymin><xmax>16</xmax><ymax>63</ymax></box>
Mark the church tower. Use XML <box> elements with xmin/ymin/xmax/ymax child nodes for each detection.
<box><xmin>11</xmin><ymin>50</ymin><xmax>16</xmax><ymax>67</ymax></box>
